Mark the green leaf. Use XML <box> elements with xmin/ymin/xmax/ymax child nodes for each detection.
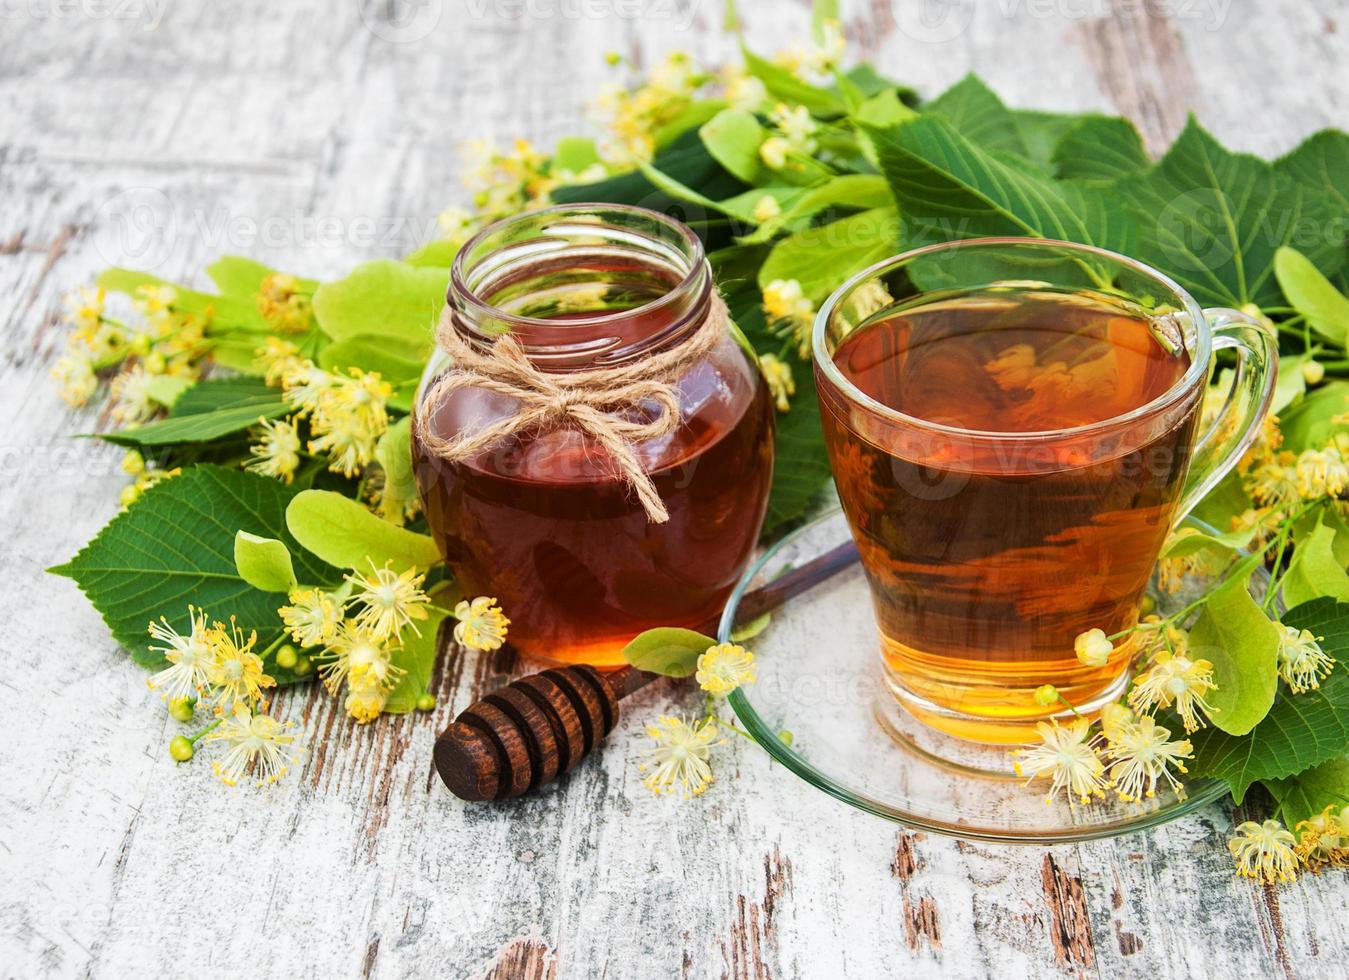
<box><xmin>1276</xmin><ymin>128</ymin><xmax>1349</xmax><ymax>217</ymax></box>
<box><xmin>285</xmin><ymin>489</ymin><xmax>441</xmax><ymax>572</ymax></box>
<box><xmin>1187</xmin><ymin>567</ymin><xmax>1280</xmax><ymax>735</ymax></box>
<box><xmin>404</xmin><ymin>240</ymin><xmax>458</xmax><ymax>269</ymax></box>
<box><xmin>1280</xmin><ymin>381</ymin><xmax>1349</xmax><ymax>453</ymax></box>
<box><xmin>384</xmin><ymin>605</ymin><xmax>450</xmax><ymax>714</ymax></box>
<box><xmin>1052</xmin><ymin>115</ymin><xmax>1149</xmax><ymax>182</ymax></box>
<box><xmin>318</xmin><ymin>334</ymin><xmax>428</xmax><ymax>383</ymax></box>
<box><xmin>1281</xmin><ymin>517</ymin><xmax>1349</xmax><ymax>608</ymax></box>
<box><xmin>765</xmin><ymin>365</ymin><xmax>832</xmax><ymax>531</ymax></box>
<box><xmin>233</xmin><ymin>531</ymin><xmax>297</xmax><ymax>593</ymax></box>
<box><xmin>737</xmin><ymin>174</ymin><xmax>892</xmax><ymax>244</ymax></box>
<box><xmin>862</xmin><ymin>115</ymin><xmax>1136</xmax><ymax>256</ymax></box>
<box><xmin>374</xmin><ymin>416</ymin><xmax>418</xmax><ymax>524</ymax></box>
<box><xmin>144</xmin><ymin>374</ymin><xmax>193</xmax><ymax>409</ymax></box>
<box><xmin>1117</xmin><ymin>117</ymin><xmax>1346</xmax><ymax>309</ymax></box>
<box><xmin>741</xmin><ymin>45</ymin><xmax>843</xmax><ymax>118</ymax></box>
<box><xmin>49</xmin><ymin>466</ymin><xmax>338</xmax><ymax>667</ymax></box>
<box><xmin>758</xmin><ymin>207</ymin><xmax>901</xmax><ymax>301</ymax></box>
<box><xmin>1190</xmin><ymin>598</ymin><xmax>1349</xmax><ymax>801</ymax></box>
<box><xmin>926</xmin><ymin>74</ymin><xmax>1028</xmax><ymax>158</ymax></box>
<box><xmin>98</xmin><ymin>377</ymin><xmax>287</xmax><ymax>447</ymax></box>
<box><xmin>1265</xmin><ymin>756</ymin><xmax>1349</xmax><ymax>827</ymax></box>
<box><xmin>1274</xmin><ymin>245</ymin><xmax>1349</xmax><ymax>346</ymax></box>
<box><xmin>551</xmin><ymin>135</ymin><xmax>602</xmax><ymax>174</ymax></box>
<box><xmin>1010</xmin><ymin>108</ymin><xmax>1087</xmax><ymax>170</ymax></box>
<box><xmin>699</xmin><ymin>109</ymin><xmax>768</xmax><ymax>185</ymax></box>
<box><xmin>206</xmin><ymin>256</ymin><xmax>314</xmax><ymax>298</ymax></box>
<box><xmin>312</xmin><ymin>260</ymin><xmax>447</xmax><ymax>345</ymax></box>
<box><xmin>621</xmin><ymin>627</ymin><xmax>716</xmax><ymax>677</ymax></box>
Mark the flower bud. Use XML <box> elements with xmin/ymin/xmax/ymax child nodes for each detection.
<box><xmin>168</xmin><ymin>696</ymin><xmax>195</xmax><ymax>723</ymax></box>
<box><xmin>415</xmin><ymin>693</ymin><xmax>436</xmax><ymax>712</ymax></box>
<box><xmin>1303</xmin><ymin>360</ymin><xmax>1325</xmax><ymax>385</ymax></box>
<box><xmin>168</xmin><ymin>736</ymin><xmax>194</xmax><ymax>763</ymax></box>
<box><xmin>1100</xmin><ymin>703</ymin><xmax>1135</xmax><ymax>741</ymax></box>
<box><xmin>275</xmin><ymin>645</ymin><xmax>299</xmax><ymax>670</ymax></box>
<box><xmin>1074</xmin><ymin>628</ymin><xmax>1113</xmax><ymax>667</ymax></box>
<box><xmin>1033</xmin><ymin>684</ymin><xmax>1059</xmax><ymax>707</ymax></box>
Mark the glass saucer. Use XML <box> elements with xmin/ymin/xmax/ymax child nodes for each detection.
<box><xmin>716</xmin><ymin>510</ymin><xmax>1248</xmax><ymax>844</ymax></box>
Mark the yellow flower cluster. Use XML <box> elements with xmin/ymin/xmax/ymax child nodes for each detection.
<box><xmin>51</xmin><ymin>284</ymin><xmax>210</xmax><ymax>413</ymax></box>
<box><xmin>1238</xmin><ymin>403</ymin><xmax>1349</xmax><ymax>509</ymax></box>
<box><xmin>759</xmin><ymin>102</ymin><xmax>818</xmax><ymax>171</ymax></box>
<box><xmin>589</xmin><ymin>51</ymin><xmax>707</xmax><ymax>164</ymax></box>
<box><xmin>255</xmin><ymin>273</ymin><xmax>313</xmax><ymax>334</ymax></box>
<box><xmin>1222</xmin><ymin>805</ymin><xmax>1349</xmax><ymax>885</ymax></box>
<box><xmin>762</xmin><ymin>278</ymin><xmax>817</xmax><ymax>357</ymax></box>
<box><xmin>254</xmin><ymin>343</ymin><xmax>392</xmax><ymax>480</ymax></box>
<box><xmin>146</xmin><ymin>606</ymin><xmax>276</xmax><ymax>716</ymax></box>
<box><xmin>278</xmin><ymin>564</ymin><xmax>506</xmax><ymax>725</ymax></box>
<box><xmin>758</xmin><ymin>353</ymin><xmax>796</xmax><ymax>412</ymax></box>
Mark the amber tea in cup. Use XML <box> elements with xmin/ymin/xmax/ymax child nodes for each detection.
<box><xmin>814</xmin><ymin>240</ymin><xmax>1276</xmax><ymax>744</ymax></box>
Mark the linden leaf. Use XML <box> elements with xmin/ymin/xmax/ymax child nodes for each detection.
<box><xmin>48</xmin><ymin>466</ymin><xmax>338</xmax><ymax>669</ymax></box>
<box><xmin>699</xmin><ymin>108</ymin><xmax>769</xmax><ymax>185</ymax></box>
<box><xmin>862</xmin><ymin>114</ymin><xmax>1136</xmax><ymax>257</ymax></box>
<box><xmin>1274</xmin><ymin>245</ymin><xmax>1349</xmax><ymax>347</ymax></box>
<box><xmin>1276</xmin><ymin>128</ymin><xmax>1349</xmax><ymax>218</ymax></box>
<box><xmin>1051</xmin><ymin>115</ymin><xmax>1149</xmax><ymax>182</ymax></box>
<box><xmin>384</xmin><ymin>604</ymin><xmax>451</xmax><ymax>714</ymax></box>
<box><xmin>318</xmin><ymin>334</ymin><xmax>428</xmax><ymax>383</ymax></box>
<box><xmin>374</xmin><ymin>416</ymin><xmax>418</xmax><ymax>525</ymax></box>
<box><xmin>1265</xmin><ymin>756</ymin><xmax>1349</xmax><ymax>828</ymax></box>
<box><xmin>1189</xmin><ymin>599</ymin><xmax>1349</xmax><ymax>801</ymax></box>
<box><xmin>757</xmin><ymin>207</ymin><xmax>901</xmax><ymax>302</ymax></box>
<box><xmin>1280</xmin><ymin>381</ymin><xmax>1349</xmax><ymax>454</ymax></box>
<box><xmin>1117</xmin><ymin>117</ymin><xmax>1345</xmax><ymax>309</ymax></box>
<box><xmin>285</xmin><ymin>489</ymin><xmax>441</xmax><ymax>573</ymax></box>
<box><xmin>622</xmin><ymin>627</ymin><xmax>716</xmax><ymax>678</ymax></box>
<box><xmin>233</xmin><ymin>531</ymin><xmax>297</xmax><ymax>594</ymax></box>
<box><xmin>98</xmin><ymin>377</ymin><xmax>287</xmax><ymax>447</ymax></box>
<box><xmin>925</xmin><ymin>74</ymin><xmax>1028</xmax><ymax>158</ymax></box>
<box><xmin>1281</xmin><ymin>518</ymin><xmax>1349</xmax><ymax>609</ymax></box>
<box><xmin>1187</xmin><ymin>566</ymin><xmax>1280</xmax><ymax>736</ymax></box>
<box><xmin>312</xmin><ymin>260</ymin><xmax>447</xmax><ymax>346</ymax></box>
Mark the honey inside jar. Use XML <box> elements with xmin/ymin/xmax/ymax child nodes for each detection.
<box><xmin>412</xmin><ymin>205</ymin><xmax>774</xmax><ymax>667</ymax></box>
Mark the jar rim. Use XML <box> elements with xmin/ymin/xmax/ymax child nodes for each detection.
<box><xmin>448</xmin><ymin>202</ymin><xmax>708</xmax><ymax>334</ymax></box>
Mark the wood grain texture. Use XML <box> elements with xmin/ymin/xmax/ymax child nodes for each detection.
<box><xmin>1</xmin><ymin>1</ymin><xmax>1347</xmax><ymax>977</ymax></box>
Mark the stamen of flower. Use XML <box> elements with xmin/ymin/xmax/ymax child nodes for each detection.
<box><xmin>279</xmin><ymin>589</ymin><xmax>343</xmax><ymax>648</ymax></box>
<box><xmin>1103</xmin><ymin>714</ymin><xmax>1192</xmax><ymax>802</ymax></box>
<box><xmin>1228</xmin><ymin>819</ymin><xmax>1299</xmax><ymax>885</ymax></box>
<box><xmin>204</xmin><ymin>617</ymin><xmax>274</xmax><ymax>714</ymax></box>
<box><xmin>638</xmin><ymin>714</ymin><xmax>722</xmax><ymax>799</ymax></box>
<box><xmin>453</xmin><ymin>597</ymin><xmax>510</xmax><ymax>652</ymax></box>
<box><xmin>146</xmin><ymin>605</ymin><xmax>216</xmax><ymax>701</ymax></box>
<box><xmin>695</xmin><ymin>643</ymin><xmax>756</xmax><ymax>697</ymax></box>
<box><xmin>346</xmin><ymin>560</ymin><xmax>431</xmax><ymax>643</ymax></box>
<box><xmin>1127</xmin><ymin>650</ymin><xmax>1217</xmax><ymax>733</ymax></box>
<box><xmin>1275</xmin><ymin>624</ymin><xmax>1334</xmax><ymax>694</ymax></box>
<box><xmin>1012</xmin><ymin>719</ymin><xmax>1108</xmax><ymax>805</ymax></box>
<box><xmin>207</xmin><ymin>705</ymin><xmax>300</xmax><ymax>787</ymax></box>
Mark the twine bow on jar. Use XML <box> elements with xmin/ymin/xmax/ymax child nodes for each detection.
<box><xmin>414</xmin><ymin>294</ymin><xmax>731</xmax><ymax>523</ymax></box>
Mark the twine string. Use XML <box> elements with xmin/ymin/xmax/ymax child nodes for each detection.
<box><xmin>414</xmin><ymin>293</ymin><xmax>729</xmax><ymax>523</ymax></box>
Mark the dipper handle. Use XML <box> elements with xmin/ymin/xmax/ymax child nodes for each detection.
<box><xmin>434</xmin><ymin>538</ymin><xmax>859</xmax><ymax>801</ymax></box>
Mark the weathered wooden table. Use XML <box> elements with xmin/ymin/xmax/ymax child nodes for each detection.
<box><xmin>4</xmin><ymin>1</ymin><xmax>1347</xmax><ymax>976</ymax></box>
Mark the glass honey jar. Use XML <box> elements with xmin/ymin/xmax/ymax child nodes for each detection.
<box><xmin>412</xmin><ymin>204</ymin><xmax>774</xmax><ymax>667</ymax></box>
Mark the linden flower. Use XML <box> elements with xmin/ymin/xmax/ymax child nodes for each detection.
<box><xmin>1294</xmin><ymin>806</ymin><xmax>1346</xmax><ymax>870</ymax></box>
<box><xmin>146</xmin><ymin>605</ymin><xmax>216</xmax><ymax>701</ymax></box>
<box><xmin>344</xmin><ymin>676</ymin><xmax>388</xmax><ymax>724</ymax></box>
<box><xmin>721</xmin><ymin>64</ymin><xmax>767</xmax><ymax>111</ymax></box>
<box><xmin>64</xmin><ymin>286</ymin><xmax>105</xmax><ymax>333</ymax></box>
<box><xmin>247</xmin><ymin>416</ymin><xmax>302</xmax><ymax>483</ymax></box>
<box><xmin>1012</xmin><ymin>719</ymin><xmax>1108</xmax><ymax>805</ymax></box>
<box><xmin>1228</xmin><ymin>819</ymin><xmax>1299</xmax><ymax>885</ymax></box>
<box><xmin>317</xmin><ymin>620</ymin><xmax>390</xmax><ymax>695</ymax></box>
<box><xmin>133</xmin><ymin>284</ymin><xmax>177</xmax><ymax>317</ymax></box>
<box><xmin>751</xmin><ymin>194</ymin><xmax>781</xmax><ymax>224</ymax></box>
<box><xmin>1104</xmin><ymin>715</ymin><xmax>1192</xmax><ymax>802</ymax></box>
<box><xmin>110</xmin><ymin>365</ymin><xmax>159</xmax><ymax>425</ymax></box>
<box><xmin>1295</xmin><ymin>447</ymin><xmax>1349</xmax><ymax>500</ymax></box>
<box><xmin>207</xmin><ymin>705</ymin><xmax>300</xmax><ymax>787</ymax></box>
<box><xmin>281</xmin><ymin>360</ymin><xmax>334</xmax><ymax>415</ymax></box>
<box><xmin>758</xmin><ymin>353</ymin><xmax>796</xmax><ymax>412</ymax></box>
<box><xmin>1098</xmin><ymin>702</ymin><xmax>1135</xmax><ymax>742</ymax></box>
<box><xmin>759</xmin><ymin>135</ymin><xmax>791</xmax><ymax>170</ymax></box>
<box><xmin>205</xmin><ymin>618</ymin><xmax>275</xmax><ymax>713</ymax></box>
<box><xmin>347</xmin><ymin>560</ymin><xmax>431</xmax><ymax>642</ymax></box>
<box><xmin>52</xmin><ymin>353</ymin><xmax>98</xmax><ymax>407</ymax></box>
<box><xmin>279</xmin><ymin>588</ymin><xmax>343</xmax><ymax>648</ymax></box>
<box><xmin>255</xmin><ymin>336</ymin><xmax>302</xmax><ymax>385</ymax></box>
<box><xmin>1249</xmin><ymin>456</ymin><xmax>1299</xmax><ymax>508</ymax></box>
<box><xmin>762</xmin><ymin>278</ymin><xmax>816</xmax><ymax>356</ymax></box>
<box><xmin>309</xmin><ymin>410</ymin><xmax>380</xmax><ymax>477</ymax></box>
<box><xmin>255</xmin><ymin>273</ymin><xmax>312</xmax><ymax>334</ymax></box>
<box><xmin>1127</xmin><ymin>650</ymin><xmax>1217</xmax><ymax>733</ymax></box>
<box><xmin>639</xmin><ymin>714</ymin><xmax>721</xmax><ymax>798</ymax></box>
<box><xmin>1073</xmin><ymin>628</ymin><xmax>1113</xmax><ymax>667</ymax></box>
<box><xmin>769</xmin><ymin>103</ymin><xmax>818</xmax><ymax>150</ymax></box>
<box><xmin>1276</xmin><ymin>624</ymin><xmax>1334</xmax><ymax>693</ymax></box>
<box><xmin>453</xmin><ymin>596</ymin><xmax>510</xmax><ymax>652</ymax></box>
<box><xmin>695</xmin><ymin>643</ymin><xmax>757</xmax><ymax>697</ymax></box>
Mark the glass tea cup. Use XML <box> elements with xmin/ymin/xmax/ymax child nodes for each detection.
<box><xmin>812</xmin><ymin>238</ymin><xmax>1277</xmax><ymax>745</ymax></box>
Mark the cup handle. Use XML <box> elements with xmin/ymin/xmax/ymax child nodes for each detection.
<box><xmin>1173</xmin><ymin>308</ymin><xmax>1279</xmax><ymax>522</ymax></box>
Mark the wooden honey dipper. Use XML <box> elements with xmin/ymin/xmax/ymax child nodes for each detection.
<box><xmin>434</xmin><ymin>539</ymin><xmax>859</xmax><ymax>801</ymax></box>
